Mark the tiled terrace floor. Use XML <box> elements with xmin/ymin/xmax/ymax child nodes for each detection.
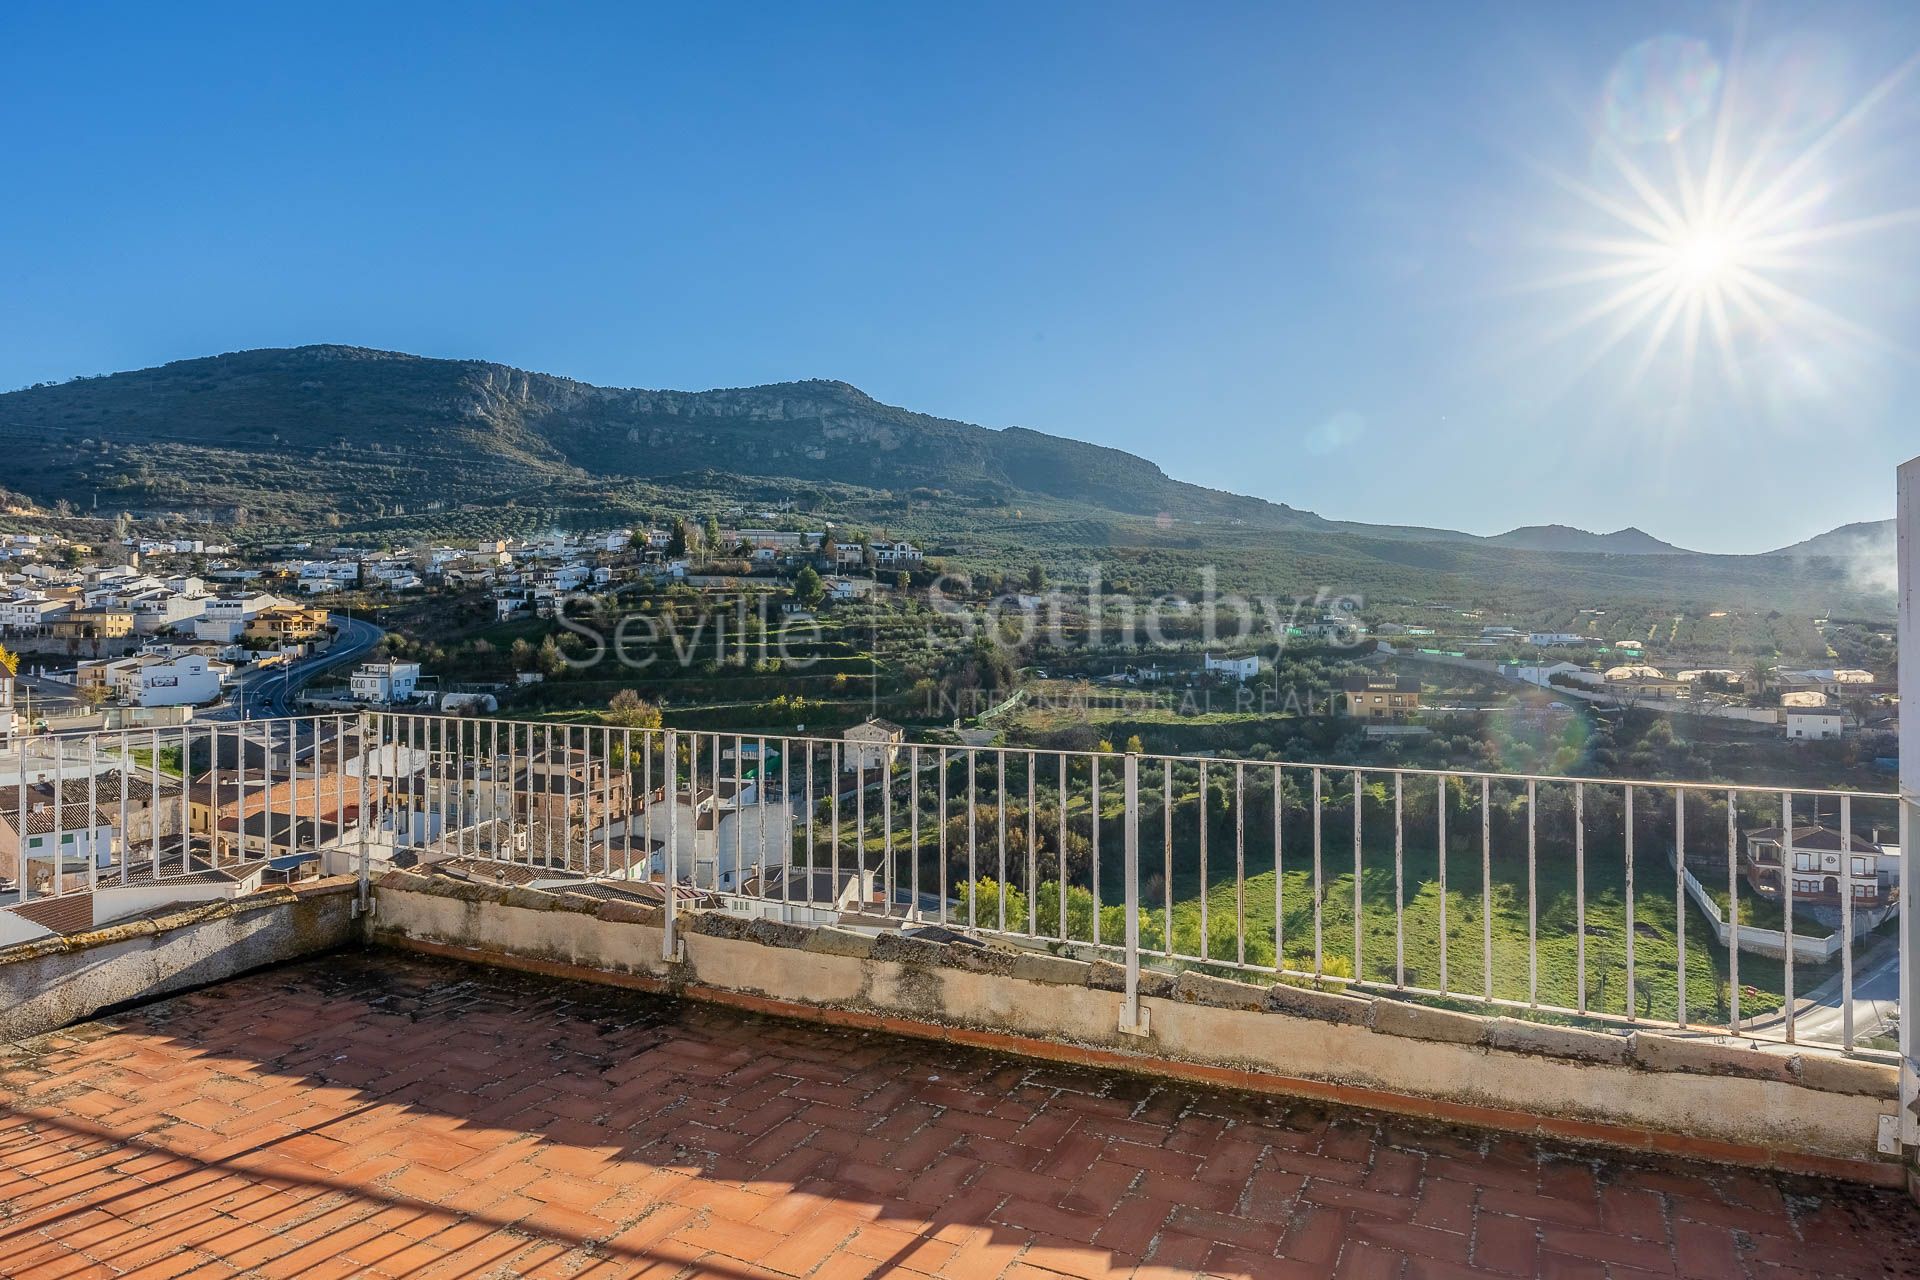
<box><xmin>1</xmin><ymin>956</ymin><xmax>1917</xmax><ymax>1280</ymax></box>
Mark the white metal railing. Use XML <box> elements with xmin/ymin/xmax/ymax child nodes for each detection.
<box><xmin>2</xmin><ymin>711</ymin><xmax>1906</xmax><ymax>1058</ymax></box>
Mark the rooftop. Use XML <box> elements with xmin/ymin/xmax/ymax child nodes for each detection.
<box><xmin>2</xmin><ymin>952</ymin><xmax>1916</xmax><ymax>1280</ymax></box>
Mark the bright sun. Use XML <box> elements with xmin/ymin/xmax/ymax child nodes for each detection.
<box><xmin>1521</xmin><ymin>35</ymin><xmax>1918</xmax><ymax>400</ymax></box>
<box><xmin>1670</xmin><ymin>227</ymin><xmax>1740</xmax><ymax>289</ymax></box>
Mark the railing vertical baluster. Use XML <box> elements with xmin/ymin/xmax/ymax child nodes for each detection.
<box><xmin>356</xmin><ymin>714</ymin><xmax>370</xmax><ymax>907</ymax></box>
<box><xmin>507</xmin><ymin>719</ymin><xmax>520</xmax><ymax>866</ymax></box>
<box><xmin>1056</xmin><ymin>753</ymin><xmax>1067</xmax><ymax>941</ymax></box>
<box><xmin>739</xmin><ymin>733</ymin><xmax>750</xmax><ymax>892</ymax></box>
<box><xmin>758</xmin><ymin>735</ymin><xmax>770</xmax><ymax>901</ymax></box>
<box><xmin>1025</xmin><ymin>755</ymin><xmax>1037</xmax><ymax>936</ymax></box>
<box><xmin>619</xmin><ymin>727</ymin><xmax>632</xmax><ymax>879</ymax></box>
<box><xmin>1165</xmin><ymin>759</ymin><xmax>1175</xmax><ymax>958</ymax></box>
<box><xmin>16</xmin><ymin>731</ymin><xmax>29</xmax><ymax>902</ymax></box>
<box><xmin>1198</xmin><ymin>760</ymin><xmax>1209</xmax><ymax>961</ymax></box>
<box><xmin>1575</xmin><ymin>783</ymin><xmax>1587</xmax><ymax>1015</ymax></box>
<box><xmin>1090</xmin><ymin>753</ymin><xmax>1101</xmax><ymax>949</ymax></box>
<box><xmin>1234</xmin><ymin>762</ymin><xmax>1246</xmax><ymax>967</ymax></box>
<box><xmin>1625</xmin><ymin>785</ymin><xmax>1637</xmax><ymax>1021</ymax></box>
<box><xmin>1393</xmin><ymin>774</ymin><xmax>1404</xmax><ymax>989</ymax></box>
<box><xmin>1436</xmin><ymin>775</ymin><xmax>1443</xmax><ymax>997</ymax></box>
<box><xmin>663</xmin><ymin>728</ymin><xmax>679</xmax><ymax>960</ymax></box>
<box><xmin>910</xmin><ymin>744</ymin><xmax>921</xmax><ymax>920</ymax></box>
<box><xmin>806</xmin><ymin>740</ymin><xmax>817</xmax><ymax>906</ymax></box>
<box><xmin>1674</xmin><ymin>787</ymin><xmax>1687</xmax><ymax>1028</ymax></box>
<box><xmin>996</xmin><ymin>751</ymin><xmax>1007</xmax><ymax>934</ymax></box>
<box><xmin>936</xmin><ymin>746</ymin><xmax>946</xmax><ymax>923</ymax></box>
<box><xmin>1352</xmin><ymin>768</ymin><xmax>1363</xmax><ymax>983</ymax></box>
<box><xmin>540</xmin><ymin>723</ymin><xmax>553</xmax><ymax>868</ymax></box>
<box><xmin>639</xmin><ymin>727</ymin><xmax>652</xmax><ymax>880</ymax></box>
<box><xmin>965</xmin><ymin>749</ymin><xmax>977</xmax><ymax>930</ymax></box>
<box><xmin>118</xmin><ymin>729</ymin><xmax>129</xmax><ymax>886</ymax></box>
<box><xmin>1312</xmin><ymin>767</ymin><xmax>1323</xmax><ymax>978</ymax></box>
<box><xmin>832</xmin><ymin>741</ymin><xmax>842</xmax><ymax>909</ymax></box>
<box><xmin>1527</xmin><ymin>779</ymin><xmax>1537</xmax><ymax>1008</ymax></box>
<box><xmin>1783</xmin><ymin>794</ymin><xmax>1796</xmax><ymax>1045</ymax></box>
<box><xmin>780</xmin><ymin>736</ymin><xmax>792</xmax><ymax>906</ymax></box>
<box><xmin>1274</xmin><ymin>764</ymin><xmax>1285</xmax><ymax>972</ymax></box>
<box><xmin>1121</xmin><ymin>750</ymin><xmax>1143</xmax><ymax>1034</ymax></box>
<box><xmin>1841</xmin><ymin>793</ymin><xmax>1855</xmax><ymax>1052</ymax></box>
<box><xmin>149</xmin><ymin>724</ymin><xmax>162</xmax><ymax>880</ymax></box>
<box><xmin>1726</xmin><ymin>789</ymin><xmax>1739</xmax><ymax>1033</ymax></box>
<box><xmin>1480</xmin><ymin>776</ymin><xmax>1492</xmax><ymax>1004</ymax></box>
<box><xmin>86</xmin><ymin>735</ymin><xmax>99</xmax><ymax>893</ymax></box>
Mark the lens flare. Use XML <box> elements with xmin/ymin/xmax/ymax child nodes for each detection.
<box><xmin>1517</xmin><ymin>30</ymin><xmax>1920</xmax><ymax>415</ymax></box>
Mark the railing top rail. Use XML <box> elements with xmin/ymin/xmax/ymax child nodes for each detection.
<box><xmin>343</xmin><ymin>711</ymin><xmax>1899</xmax><ymax>801</ymax></box>
<box><xmin>25</xmin><ymin>712</ymin><xmax>1889</xmax><ymax>802</ymax></box>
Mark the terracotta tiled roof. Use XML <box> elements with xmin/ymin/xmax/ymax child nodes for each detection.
<box><xmin>5</xmin><ymin>892</ymin><xmax>94</xmax><ymax>936</ymax></box>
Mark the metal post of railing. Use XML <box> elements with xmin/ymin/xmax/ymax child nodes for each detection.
<box><xmin>663</xmin><ymin>728</ymin><xmax>682</xmax><ymax>962</ymax></box>
<box><xmin>1840</xmin><ymin>793</ymin><xmax>1855</xmax><ymax>1052</ymax></box>
<box><xmin>356</xmin><ymin>712</ymin><xmax>371</xmax><ymax>913</ymax></box>
<box><xmin>1119</xmin><ymin>751</ymin><xmax>1147</xmax><ymax>1036</ymax></box>
<box><xmin>1893</xmin><ymin>451</ymin><xmax>1916</xmax><ymax>1155</ymax></box>
<box><xmin>1782</xmin><ymin>795</ymin><xmax>1797</xmax><ymax>1045</ymax></box>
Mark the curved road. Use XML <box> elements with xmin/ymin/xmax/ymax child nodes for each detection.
<box><xmin>204</xmin><ymin>614</ymin><xmax>386</xmax><ymax>722</ymax></box>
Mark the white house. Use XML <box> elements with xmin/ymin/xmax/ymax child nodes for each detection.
<box><xmin>1527</xmin><ymin>633</ymin><xmax>1586</xmax><ymax>647</ymax></box>
<box><xmin>1785</xmin><ymin>706</ymin><xmax>1845</xmax><ymax>741</ymax></box>
<box><xmin>115</xmin><ymin>653</ymin><xmax>225</xmax><ymax>707</ymax></box>
<box><xmin>872</xmin><ymin>541</ymin><xmax>923</xmax><ymax>566</ymax></box>
<box><xmin>640</xmin><ymin>786</ymin><xmax>794</xmax><ymax>889</ymax></box>
<box><xmin>0</xmin><ymin>671</ymin><xmax>17</xmax><ymax>745</ymax></box>
<box><xmin>350</xmin><ymin>661</ymin><xmax>421</xmax><ymax>704</ymax></box>
<box><xmin>842</xmin><ymin>718</ymin><xmax>905</xmax><ymax>771</ymax></box>
<box><xmin>203</xmin><ymin>591</ymin><xmax>285</xmax><ymax>624</ymax></box>
<box><xmin>1202</xmin><ymin>653</ymin><xmax>1261</xmax><ymax>681</ymax></box>
<box><xmin>827</xmin><ymin>576</ymin><xmax>873</xmax><ymax>601</ymax></box>
<box><xmin>0</xmin><ymin>594</ymin><xmax>74</xmax><ymax>632</ymax></box>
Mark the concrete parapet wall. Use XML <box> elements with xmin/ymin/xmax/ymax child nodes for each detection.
<box><xmin>367</xmin><ymin>871</ymin><xmax>1902</xmax><ymax>1185</ymax></box>
<box><xmin>0</xmin><ymin>878</ymin><xmax>361</xmax><ymax>1042</ymax></box>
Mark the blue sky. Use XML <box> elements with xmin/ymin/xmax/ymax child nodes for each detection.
<box><xmin>3</xmin><ymin>2</ymin><xmax>1916</xmax><ymax>552</ymax></box>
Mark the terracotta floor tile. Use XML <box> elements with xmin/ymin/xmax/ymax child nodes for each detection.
<box><xmin>0</xmin><ymin>952</ymin><xmax>1913</xmax><ymax>1280</ymax></box>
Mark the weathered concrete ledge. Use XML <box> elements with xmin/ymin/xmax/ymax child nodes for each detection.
<box><xmin>0</xmin><ymin>877</ymin><xmax>361</xmax><ymax>1043</ymax></box>
<box><xmin>367</xmin><ymin>872</ymin><xmax>1902</xmax><ymax>1184</ymax></box>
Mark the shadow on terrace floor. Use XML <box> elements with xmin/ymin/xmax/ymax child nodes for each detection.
<box><xmin>0</xmin><ymin>950</ymin><xmax>1917</xmax><ymax>1280</ymax></box>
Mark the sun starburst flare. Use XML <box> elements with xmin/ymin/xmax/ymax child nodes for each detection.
<box><xmin>1517</xmin><ymin>31</ymin><xmax>1920</xmax><ymax>416</ymax></box>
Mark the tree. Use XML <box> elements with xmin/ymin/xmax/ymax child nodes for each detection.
<box><xmin>895</xmin><ymin>571</ymin><xmax>910</xmax><ymax>593</ymax></box>
<box><xmin>1125</xmin><ymin>734</ymin><xmax>1144</xmax><ymax>755</ymax></box>
<box><xmin>79</xmin><ymin>682</ymin><xmax>112</xmax><ymax>711</ymax></box>
<box><xmin>0</xmin><ymin>643</ymin><xmax>16</xmax><ymax>676</ymax></box>
<box><xmin>666</xmin><ymin>521</ymin><xmax>690</xmax><ymax>559</ymax></box>
<box><xmin>1027</xmin><ymin>564</ymin><xmax>1045</xmax><ymax>594</ymax></box>
<box><xmin>793</xmin><ymin>564</ymin><xmax>825</xmax><ymax>607</ymax></box>
<box><xmin>628</xmin><ymin>529</ymin><xmax>649</xmax><ymax>553</ymax></box>
<box><xmin>605</xmin><ymin>688</ymin><xmax>663</xmax><ymax>730</ymax></box>
<box><xmin>702</xmin><ymin>516</ymin><xmax>722</xmax><ymax>554</ymax></box>
<box><xmin>510</xmin><ymin>637</ymin><xmax>535</xmax><ymax>671</ymax></box>
<box><xmin>536</xmin><ymin>636</ymin><xmax>567</xmax><ymax>677</ymax></box>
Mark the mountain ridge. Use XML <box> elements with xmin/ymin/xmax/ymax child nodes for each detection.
<box><xmin>0</xmin><ymin>345</ymin><xmax>1876</xmax><ymax>564</ymax></box>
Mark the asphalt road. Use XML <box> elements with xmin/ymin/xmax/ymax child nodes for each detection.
<box><xmin>203</xmin><ymin>613</ymin><xmax>386</xmax><ymax>721</ymax></box>
<box><xmin>1742</xmin><ymin>938</ymin><xmax>1902</xmax><ymax>1047</ymax></box>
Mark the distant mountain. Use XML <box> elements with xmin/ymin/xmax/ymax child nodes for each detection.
<box><xmin>1484</xmin><ymin>525</ymin><xmax>1689</xmax><ymax>555</ymax></box>
<box><xmin>1764</xmin><ymin>519</ymin><xmax>1895</xmax><ymax>560</ymax></box>
<box><xmin>0</xmin><ymin>345</ymin><xmax>1338</xmax><ymax>530</ymax></box>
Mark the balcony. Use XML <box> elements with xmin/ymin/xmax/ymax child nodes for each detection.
<box><xmin>1</xmin><ymin>703</ymin><xmax>1918</xmax><ymax>1276</ymax></box>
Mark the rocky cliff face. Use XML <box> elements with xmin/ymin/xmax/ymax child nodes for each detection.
<box><xmin>0</xmin><ymin>344</ymin><xmax>1320</xmax><ymax>527</ymax></box>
